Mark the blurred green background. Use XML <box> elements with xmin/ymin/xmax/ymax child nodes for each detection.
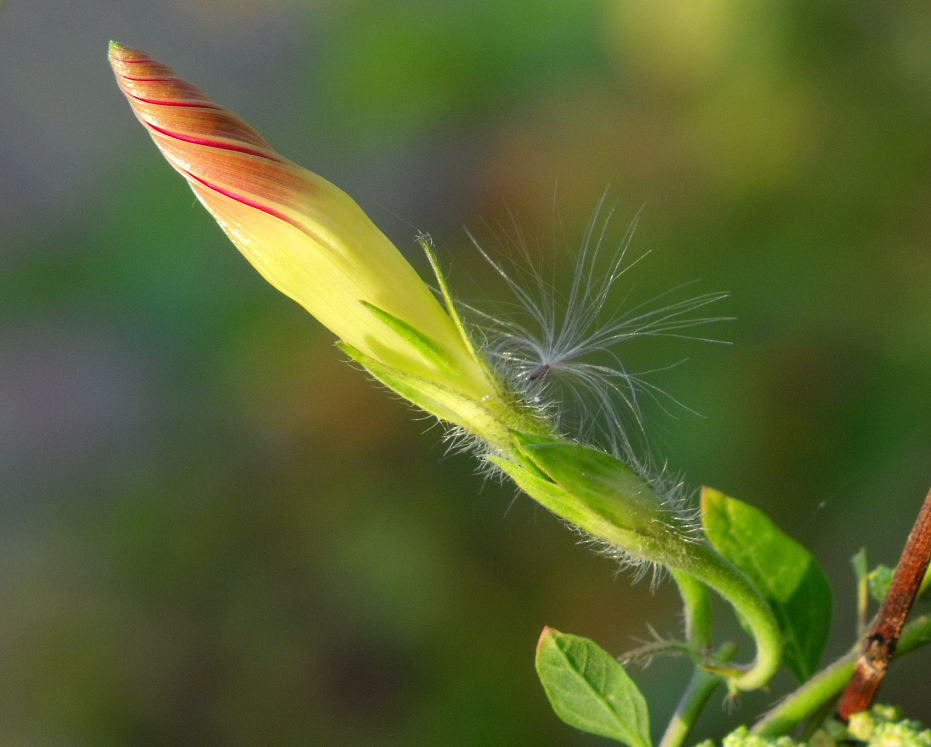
<box><xmin>2</xmin><ymin>1</ymin><xmax>931</xmax><ymax>744</ymax></box>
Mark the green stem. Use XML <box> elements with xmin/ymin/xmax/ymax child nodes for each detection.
<box><xmin>659</xmin><ymin>643</ymin><xmax>737</xmax><ymax>747</ymax></box>
<box><xmin>797</xmin><ymin>698</ymin><xmax>836</xmax><ymax>742</ymax></box>
<box><xmin>672</xmin><ymin>570</ymin><xmax>712</xmax><ymax>650</ymax></box>
<box><xmin>752</xmin><ymin>613</ymin><xmax>931</xmax><ymax>737</ymax></box>
<box><xmin>670</xmin><ymin>541</ymin><xmax>782</xmax><ymax>691</ymax></box>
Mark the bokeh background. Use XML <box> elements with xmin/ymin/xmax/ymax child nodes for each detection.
<box><xmin>3</xmin><ymin>1</ymin><xmax>931</xmax><ymax>744</ymax></box>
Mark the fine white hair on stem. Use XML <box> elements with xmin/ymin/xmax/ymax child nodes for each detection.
<box><xmin>464</xmin><ymin>194</ymin><xmax>731</xmax><ymax>472</ymax></box>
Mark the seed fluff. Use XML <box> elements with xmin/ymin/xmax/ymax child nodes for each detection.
<box><xmin>461</xmin><ymin>194</ymin><xmax>731</xmax><ymax>479</ymax></box>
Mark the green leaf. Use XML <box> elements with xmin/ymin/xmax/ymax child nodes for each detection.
<box><xmin>920</xmin><ymin>564</ymin><xmax>931</xmax><ymax>598</ymax></box>
<box><xmin>867</xmin><ymin>563</ymin><xmax>931</xmax><ymax>603</ymax></box>
<box><xmin>852</xmin><ymin>548</ymin><xmax>869</xmax><ymax>630</ymax></box>
<box><xmin>535</xmin><ymin>627</ymin><xmax>651</xmax><ymax>747</ymax></box>
<box><xmin>867</xmin><ymin>564</ymin><xmax>893</xmax><ymax>603</ymax></box>
<box><xmin>701</xmin><ymin>487</ymin><xmax>832</xmax><ymax>682</ymax></box>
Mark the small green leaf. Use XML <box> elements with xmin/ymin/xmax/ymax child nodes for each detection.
<box><xmin>867</xmin><ymin>565</ymin><xmax>894</xmax><ymax>603</ymax></box>
<box><xmin>920</xmin><ymin>564</ymin><xmax>931</xmax><ymax>598</ymax></box>
<box><xmin>536</xmin><ymin>627</ymin><xmax>651</xmax><ymax>747</ymax></box>
<box><xmin>701</xmin><ymin>487</ymin><xmax>832</xmax><ymax>682</ymax></box>
<box><xmin>852</xmin><ymin>548</ymin><xmax>869</xmax><ymax>632</ymax></box>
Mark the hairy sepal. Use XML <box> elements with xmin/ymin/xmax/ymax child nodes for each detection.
<box><xmin>338</xmin><ymin>342</ymin><xmax>513</xmax><ymax>450</ymax></box>
<box><xmin>513</xmin><ymin>434</ymin><xmax>691</xmax><ymax>552</ymax></box>
<box><xmin>492</xmin><ymin>433</ymin><xmax>694</xmax><ymax>570</ymax></box>
<box><xmin>489</xmin><ymin>456</ymin><xmax>647</xmax><ymax>558</ymax></box>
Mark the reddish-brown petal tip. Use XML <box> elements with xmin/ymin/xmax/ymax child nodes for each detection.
<box><xmin>109</xmin><ymin>42</ymin><xmax>278</xmax><ymax>166</ymax></box>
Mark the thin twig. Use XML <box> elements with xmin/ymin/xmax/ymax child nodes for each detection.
<box><xmin>835</xmin><ymin>484</ymin><xmax>931</xmax><ymax>721</ymax></box>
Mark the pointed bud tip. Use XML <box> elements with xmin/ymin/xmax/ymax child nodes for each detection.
<box><xmin>107</xmin><ymin>40</ymin><xmax>150</xmax><ymax>67</ymax></box>
<box><xmin>108</xmin><ymin>40</ymin><xmax>128</xmax><ymax>60</ymax></box>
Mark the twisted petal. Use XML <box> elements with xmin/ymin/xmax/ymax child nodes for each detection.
<box><xmin>108</xmin><ymin>42</ymin><xmax>493</xmax><ymax>400</ymax></box>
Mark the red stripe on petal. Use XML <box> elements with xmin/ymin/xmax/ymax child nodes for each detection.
<box><xmin>117</xmin><ymin>75</ymin><xmax>176</xmax><ymax>82</ymax></box>
<box><xmin>126</xmin><ymin>93</ymin><xmax>218</xmax><ymax>108</ymax></box>
<box><xmin>143</xmin><ymin>120</ymin><xmax>283</xmax><ymax>161</ymax></box>
<box><xmin>183</xmin><ymin>169</ymin><xmax>302</xmax><ymax>230</ymax></box>
<box><xmin>183</xmin><ymin>169</ymin><xmax>332</xmax><ymax>256</ymax></box>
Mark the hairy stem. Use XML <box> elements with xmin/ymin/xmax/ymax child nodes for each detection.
<box><xmin>672</xmin><ymin>570</ymin><xmax>713</xmax><ymax>651</ymax></box>
<box><xmin>659</xmin><ymin>643</ymin><xmax>736</xmax><ymax>747</ymax></box>
<box><xmin>670</xmin><ymin>541</ymin><xmax>781</xmax><ymax>691</ymax></box>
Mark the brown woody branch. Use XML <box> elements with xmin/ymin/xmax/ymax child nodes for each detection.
<box><xmin>835</xmin><ymin>484</ymin><xmax>931</xmax><ymax>721</ymax></box>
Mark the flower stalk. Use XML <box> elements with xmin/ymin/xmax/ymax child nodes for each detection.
<box><xmin>659</xmin><ymin>642</ymin><xmax>736</xmax><ymax>747</ymax></box>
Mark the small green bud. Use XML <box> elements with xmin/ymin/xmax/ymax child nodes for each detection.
<box><xmin>847</xmin><ymin>705</ymin><xmax>931</xmax><ymax>746</ymax></box>
<box><xmin>697</xmin><ymin>724</ymin><xmax>797</xmax><ymax>747</ymax></box>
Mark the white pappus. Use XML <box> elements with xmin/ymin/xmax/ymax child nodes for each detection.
<box><xmin>461</xmin><ymin>195</ymin><xmax>731</xmax><ymax>482</ymax></box>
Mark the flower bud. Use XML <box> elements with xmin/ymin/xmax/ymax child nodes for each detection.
<box><xmin>109</xmin><ymin>41</ymin><xmax>523</xmax><ymax>444</ymax></box>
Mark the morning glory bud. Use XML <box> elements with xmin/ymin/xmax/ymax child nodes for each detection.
<box><xmin>108</xmin><ymin>41</ymin><xmax>527</xmax><ymax>447</ymax></box>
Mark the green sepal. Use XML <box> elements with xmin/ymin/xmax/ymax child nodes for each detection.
<box><xmin>418</xmin><ymin>234</ymin><xmax>497</xmax><ymax>381</ymax></box>
<box><xmin>491</xmin><ymin>455</ymin><xmax>620</xmax><ymax>536</ymax></box>
<box><xmin>492</xmin><ymin>433</ymin><xmax>692</xmax><ymax>568</ymax></box>
<box><xmin>503</xmin><ymin>436</ymin><xmax>553</xmax><ymax>482</ymax></box>
<box><xmin>491</xmin><ymin>453</ymin><xmax>667</xmax><ymax>571</ymax></box>
<box><xmin>536</xmin><ymin>627</ymin><xmax>651</xmax><ymax>747</ymax></box>
<box><xmin>338</xmin><ymin>342</ymin><xmax>509</xmax><ymax>449</ymax></box>
<box><xmin>701</xmin><ymin>487</ymin><xmax>832</xmax><ymax>682</ymax></box>
<box><xmin>358</xmin><ymin>300</ymin><xmax>455</xmax><ymax>371</ymax></box>
<box><xmin>512</xmin><ymin>433</ymin><xmax>676</xmax><ymax>543</ymax></box>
